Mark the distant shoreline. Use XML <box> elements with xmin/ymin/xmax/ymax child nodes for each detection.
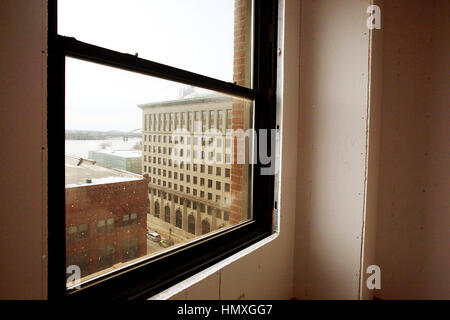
<box><xmin>65</xmin><ymin>130</ymin><xmax>141</xmax><ymax>140</ymax></box>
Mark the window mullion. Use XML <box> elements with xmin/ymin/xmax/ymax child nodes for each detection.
<box><xmin>58</xmin><ymin>36</ymin><xmax>257</xmax><ymax>101</ymax></box>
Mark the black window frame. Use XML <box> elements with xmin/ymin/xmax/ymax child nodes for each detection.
<box><xmin>48</xmin><ymin>0</ymin><xmax>278</xmax><ymax>300</ymax></box>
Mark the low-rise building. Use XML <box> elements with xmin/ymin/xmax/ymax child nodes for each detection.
<box><xmin>88</xmin><ymin>149</ymin><xmax>142</xmax><ymax>174</ymax></box>
<box><xmin>65</xmin><ymin>156</ymin><xmax>148</xmax><ymax>280</ymax></box>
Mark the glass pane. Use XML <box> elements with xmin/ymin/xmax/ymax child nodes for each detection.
<box><xmin>58</xmin><ymin>0</ymin><xmax>253</xmax><ymax>87</ymax></box>
<box><xmin>65</xmin><ymin>57</ymin><xmax>254</xmax><ymax>287</ymax></box>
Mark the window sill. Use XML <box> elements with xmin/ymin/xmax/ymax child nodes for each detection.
<box><xmin>149</xmin><ymin>231</ymin><xmax>279</xmax><ymax>300</ymax></box>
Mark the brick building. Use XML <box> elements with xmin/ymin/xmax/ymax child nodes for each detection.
<box><xmin>65</xmin><ymin>156</ymin><xmax>149</xmax><ymax>280</ymax></box>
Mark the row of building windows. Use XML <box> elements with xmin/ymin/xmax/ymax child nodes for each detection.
<box><xmin>148</xmin><ymin>178</ymin><xmax>231</xmax><ymax>198</ymax></box>
<box><xmin>150</xmin><ymin>190</ymin><xmax>231</xmax><ymax>219</ymax></box>
<box><xmin>68</xmin><ymin>214</ymin><xmax>139</xmax><ymax>241</ymax></box>
<box><xmin>144</xmin><ymin>110</ymin><xmax>233</xmax><ymax>132</ymax></box>
<box><xmin>144</xmin><ymin>134</ymin><xmax>232</xmax><ymax>148</ymax></box>
<box><xmin>143</xmin><ymin>163</ymin><xmax>231</xmax><ymax>178</ymax></box>
<box><xmin>67</xmin><ymin>238</ymin><xmax>139</xmax><ymax>276</ymax></box>
<box><xmin>143</xmin><ymin>151</ymin><xmax>233</xmax><ymax>164</ymax></box>
<box><xmin>152</xmin><ymin>201</ymin><xmax>230</xmax><ymax>235</ymax></box>
<box><xmin>144</xmin><ymin>167</ymin><xmax>231</xmax><ymax>184</ymax></box>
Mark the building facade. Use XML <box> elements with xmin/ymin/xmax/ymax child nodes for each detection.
<box><xmin>88</xmin><ymin>149</ymin><xmax>142</xmax><ymax>175</ymax></box>
<box><xmin>65</xmin><ymin>156</ymin><xmax>149</xmax><ymax>280</ymax></box>
<box><xmin>139</xmin><ymin>93</ymin><xmax>251</xmax><ymax>240</ymax></box>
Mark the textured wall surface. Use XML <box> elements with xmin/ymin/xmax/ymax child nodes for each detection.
<box><xmin>375</xmin><ymin>0</ymin><xmax>450</xmax><ymax>299</ymax></box>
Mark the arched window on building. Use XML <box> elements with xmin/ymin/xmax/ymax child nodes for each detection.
<box><xmin>175</xmin><ymin>210</ymin><xmax>182</xmax><ymax>229</ymax></box>
<box><xmin>188</xmin><ymin>215</ymin><xmax>195</xmax><ymax>235</ymax></box>
<box><xmin>165</xmin><ymin>206</ymin><xmax>170</xmax><ymax>223</ymax></box>
<box><xmin>154</xmin><ymin>201</ymin><xmax>160</xmax><ymax>218</ymax></box>
<box><xmin>202</xmin><ymin>220</ymin><xmax>210</xmax><ymax>235</ymax></box>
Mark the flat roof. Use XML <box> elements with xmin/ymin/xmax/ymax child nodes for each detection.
<box><xmin>90</xmin><ymin>149</ymin><xmax>142</xmax><ymax>159</ymax></box>
<box><xmin>138</xmin><ymin>94</ymin><xmax>233</xmax><ymax>110</ymax></box>
<box><xmin>65</xmin><ymin>156</ymin><xmax>143</xmax><ymax>188</ymax></box>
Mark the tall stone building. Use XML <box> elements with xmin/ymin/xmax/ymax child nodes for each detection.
<box><xmin>138</xmin><ymin>93</ymin><xmax>252</xmax><ymax>240</ymax></box>
<box><xmin>138</xmin><ymin>0</ymin><xmax>253</xmax><ymax>241</ymax></box>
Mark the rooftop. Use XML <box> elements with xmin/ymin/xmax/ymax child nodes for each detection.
<box><xmin>89</xmin><ymin>149</ymin><xmax>142</xmax><ymax>159</ymax></box>
<box><xmin>138</xmin><ymin>93</ymin><xmax>233</xmax><ymax>110</ymax></box>
<box><xmin>65</xmin><ymin>156</ymin><xmax>143</xmax><ymax>188</ymax></box>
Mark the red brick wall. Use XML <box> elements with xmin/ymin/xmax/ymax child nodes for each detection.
<box><xmin>233</xmin><ymin>0</ymin><xmax>249</xmax><ymax>87</ymax></box>
<box><xmin>230</xmin><ymin>0</ymin><xmax>250</xmax><ymax>225</ymax></box>
<box><xmin>65</xmin><ymin>178</ymin><xmax>149</xmax><ymax>276</ymax></box>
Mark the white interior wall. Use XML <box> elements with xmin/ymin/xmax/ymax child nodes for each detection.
<box><xmin>294</xmin><ymin>0</ymin><xmax>376</xmax><ymax>299</ymax></box>
<box><xmin>0</xmin><ymin>0</ymin><xmax>48</xmax><ymax>300</ymax></box>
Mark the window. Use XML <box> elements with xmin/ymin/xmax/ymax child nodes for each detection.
<box><xmin>188</xmin><ymin>215</ymin><xmax>195</xmax><ymax>235</ymax></box>
<box><xmin>122</xmin><ymin>214</ymin><xmax>130</xmax><ymax>227</ymax></box>
<box><xmin>218</xmin><ymin>110</ymin><xmax>224</xmax><ymax>131</ymax></box>
<box><xmin>176</xmin><ymin>210</ymin><xmax>182</xmax><ymax>229</ymax></box>
<box><xmin>226</xmin><ymin>110</ymin><xmax>232</xmax><ymax>129</ymax></box>
<box><xmin>97</xmin><ymin>221</ymin><xmax>105</xmax><ymax>235</ymax></box>
<box><xmin>98</xmin><ymin>244</ymin><xmax>116</xmax><ymax>271</ymax></box>
<box><xmin>130</xmin><ymin>213</ymin><xmax>138</xmax><ymax>226</ymax></box>
<box><xmin>52</xmin><ymin>0</ymin><xmax>278</xmax><ymax>299</ymax></box>
<box><xmin>68</xmin><ymin>226</ymin><xmax>77</xmax><ymax>241</ymax></box>
<box><xmin>202</xmin><ymin>111</ymin><xmax>207</xmax><ymax>132</ymax></box>
<box><xmin>106</xmin><ymin>218</ymin><xmax>114</xmax><ymax>232</ymax></box>
<box><xmin>79</xmin><ymin>224</ymin><xmax>89</xmax><ymax>239</ymax></box>
<box><xmin>122</xmin><ymin>238</ymin><xmax>139</xmax><ymax>263</ymax></box>
<box><xmin>209</xmin><ymin>111</ymin><xmax>215</xmax><ymax>129</ymax></box>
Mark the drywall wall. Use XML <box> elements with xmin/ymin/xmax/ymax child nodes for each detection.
<box><xmin>359</xmin><ymin>0</ymin><xmax>383</xmax><ymax>300</ymax></box>
<box><xmin>0</xmin><ymin>0</ymin><xmax>47</xmax><ymax>299</ymax></box>
<box><xmin>375</xmin><ymin>0</ymin><xmax>450</xmax><ymax>299</ymax></box>
<box><xmin>295</xmin><ymin>0</ymin><xmax>375</xmax><ymax>299</ymax></box>
<box><xmin>167</xmin><ymin>0</ymin><xmax>300</xmax><ymax>300</ymax></box>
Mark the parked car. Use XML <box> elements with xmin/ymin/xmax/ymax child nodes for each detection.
<box><xmin>147</xmin><ymin>231</ymin><xmax>161</xmax><ymax>242</ymax></box>
<box><xmin>159</xmin><ymin>239</ymin><xmax>174</xmax><ymax>248</ymax></box>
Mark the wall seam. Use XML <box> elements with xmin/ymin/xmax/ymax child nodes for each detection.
<box><xmin>41</xmin><ymin>0</ymin><xmax>49</xmax><ymax>300</ymax></box>
<box><xmin>358</xmin><ymin>0</ymin><xmax>375</xmax><ymax>300</ymax></box>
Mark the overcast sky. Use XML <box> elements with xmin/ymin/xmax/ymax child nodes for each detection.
<box><xmin>60</xmin><ymin>0</ymin><xmax>235</xmax><ymax>131</ymax></box>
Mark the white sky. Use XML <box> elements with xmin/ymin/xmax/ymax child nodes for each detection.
<box><xmin>60</xmin><ymin>0</ymin><xmax>235</xmax><ymax>131</ymax></box>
